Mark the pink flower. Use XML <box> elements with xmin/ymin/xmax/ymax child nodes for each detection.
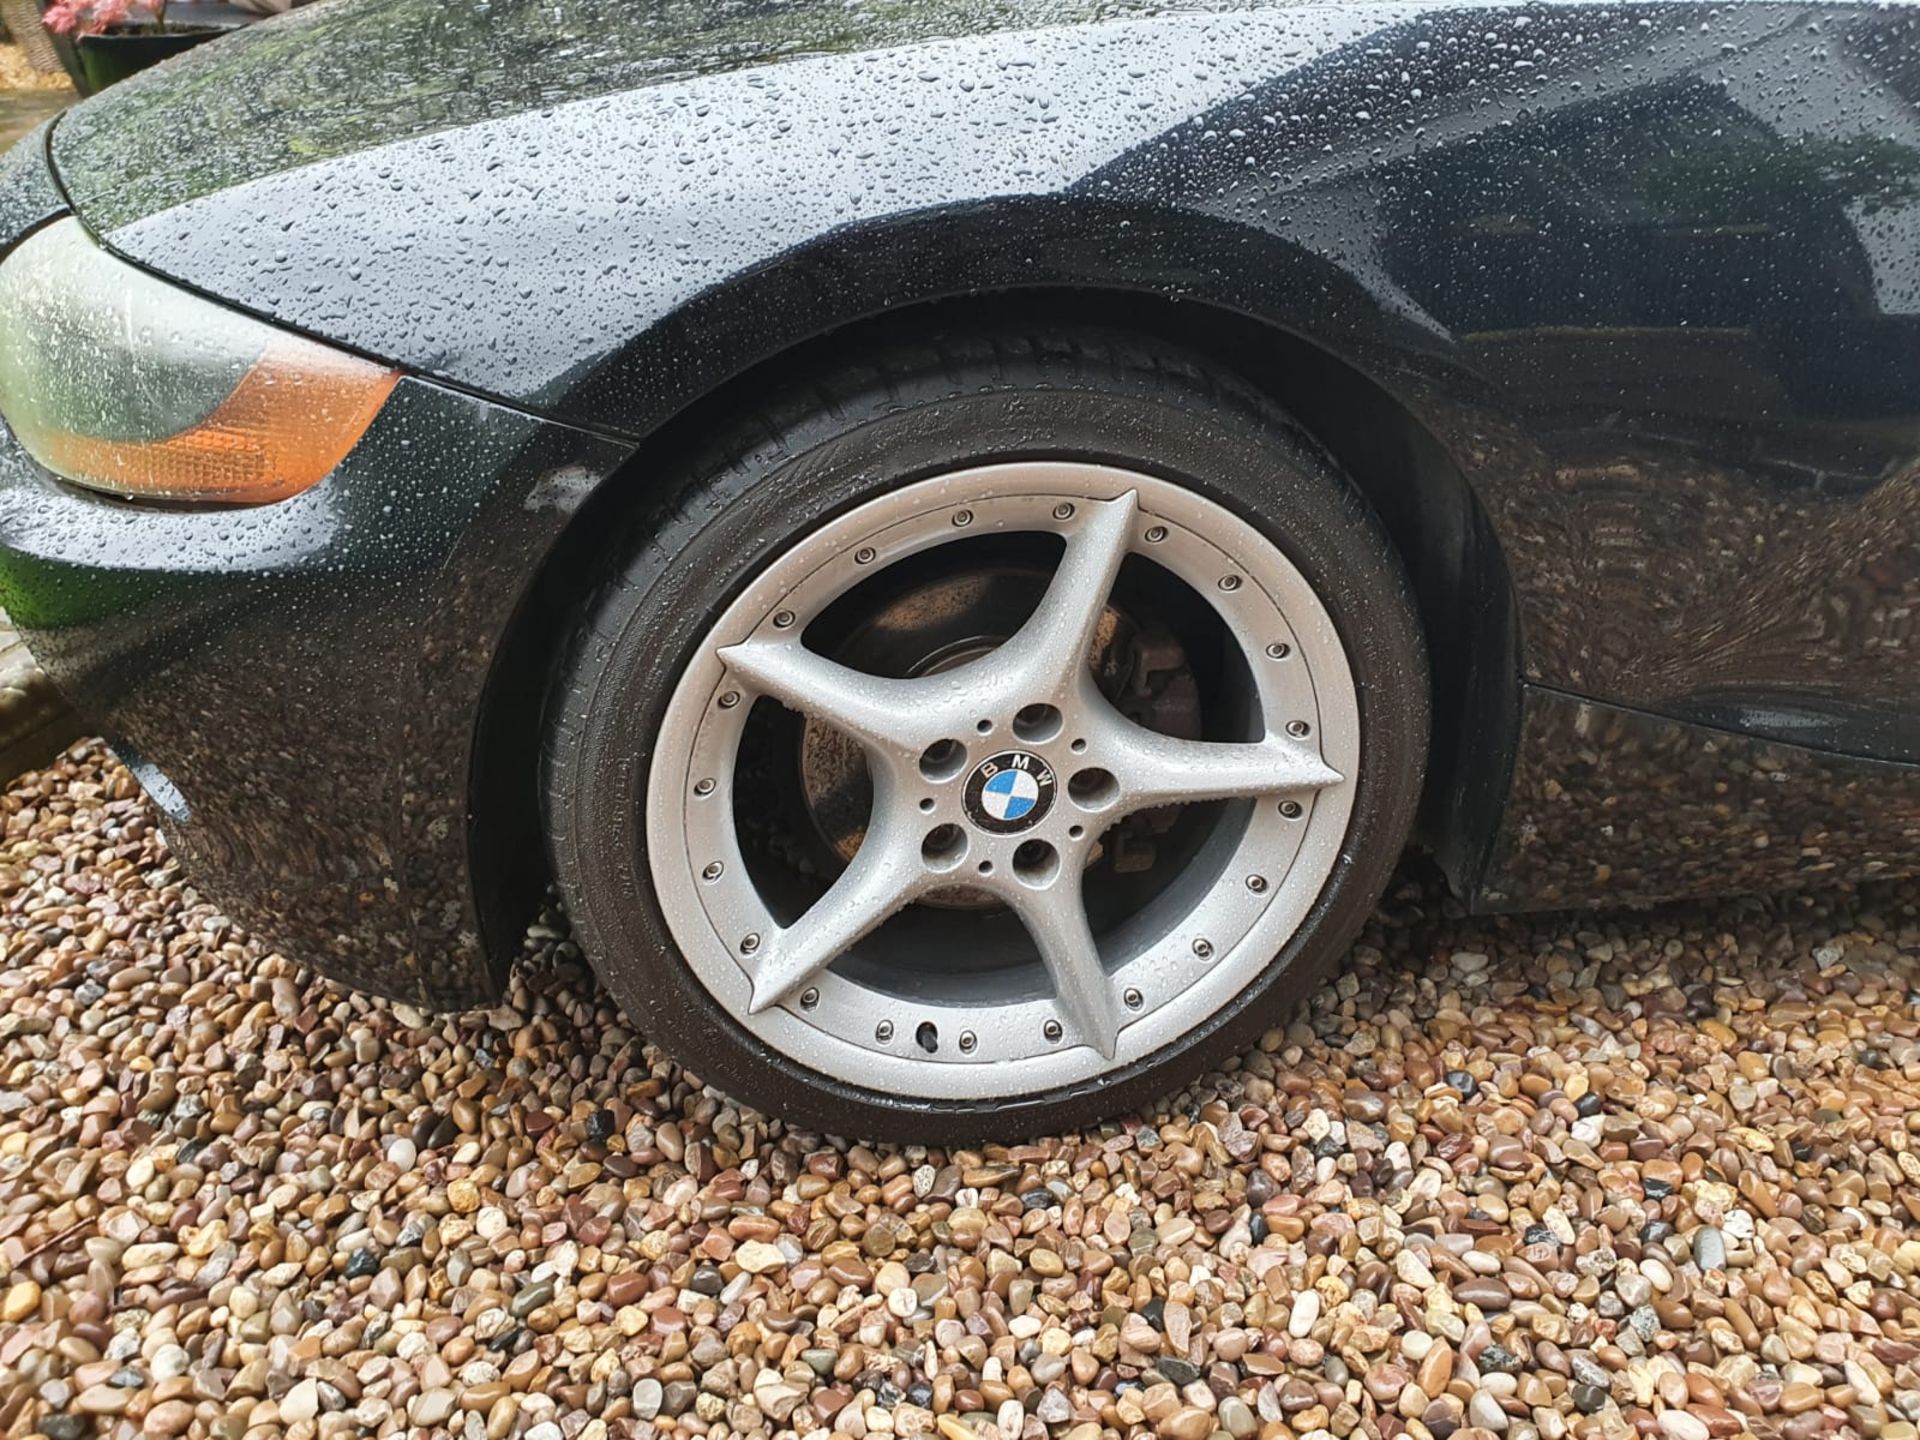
<box><xmin>42</xmin><ymin>0</ymin><xmax>161</xmax><ymax>37</ymax></box>
<box><xmin>40</xmin><ymin>0</ymin><xmax>90</xmax><ymax>36</ymax></box>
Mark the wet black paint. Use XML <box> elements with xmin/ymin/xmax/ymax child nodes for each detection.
<box><xmin>0</xmin><ymin>0</ymin><xmax>1914</xmax><ymax>1004</ymax></box>
<box><xmin>0</xmin><ymin>377</ymin><xmax>631</xmax><ymax>1006</ymax></box>
<box><xmin>58</xmin><ymin>2</ymin><xmax>1919</xmax><ymax>762</ymax></box>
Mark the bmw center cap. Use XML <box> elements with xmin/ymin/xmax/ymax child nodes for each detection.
<box><xmin>963</xmin><ymin>751</ymin><xmax>1057</xmax><ymax>834</ymax></box>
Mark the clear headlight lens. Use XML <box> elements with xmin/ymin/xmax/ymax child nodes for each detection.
<box><xmin>0</xmin><ymin>217</ymin><xmax>398</xmax><ymax>504</ymax></box>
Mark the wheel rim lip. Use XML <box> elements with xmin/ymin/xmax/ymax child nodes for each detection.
<box><xmin>646</xmin><ymin>461</ymin><xmax>1360</xmax><ymax>1100</ymax></box>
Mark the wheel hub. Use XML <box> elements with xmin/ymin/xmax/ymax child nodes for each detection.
<box><xmin>646</xmin><ymin>461</ymin><xmax>1360</xmax><ymax>1099</ymax></box>
<box><xmin>963</xmin><ymin>750</ymin><xmax>1056</xmax><ymax>833</ymax></box>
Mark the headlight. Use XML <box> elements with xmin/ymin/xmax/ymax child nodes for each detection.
<box><xmin>0</xmin><ymin>218</ymin><xmax>398</xmax><ymax>504</ymax></box>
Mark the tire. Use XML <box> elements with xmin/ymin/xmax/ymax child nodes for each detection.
<box><xmin>542</xmin><ymin>328</ymin><xmax>1428</xmax><ymax>1141</ymax></box>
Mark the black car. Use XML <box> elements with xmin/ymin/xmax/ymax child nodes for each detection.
<box><xmin>0</xmin><ymin>0</ymin><xmax>1915</xmax><ymax>1139</ymax></box>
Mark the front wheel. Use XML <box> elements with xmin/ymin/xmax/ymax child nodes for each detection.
<box><xmin>542</xmin><ymin>330</ymin><xmax>1428</xmax><ymax>1140</ymax></box>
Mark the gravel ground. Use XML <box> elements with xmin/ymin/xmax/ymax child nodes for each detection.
<box><xmin>5</xmin><ymin>742</ymin><xmax>1920</xmax><ymax>1440</ymax></box>
<box><xmin>0</xmin><ymin>44</ymin><xmax>71</xmax><ymax>92</ymax></box>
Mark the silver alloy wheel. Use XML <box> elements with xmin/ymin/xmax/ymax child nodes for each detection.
<box><xmin>647</xmin><ymin>461</ymin><xmax>1359</xmax><ymax>1099</ymax></box>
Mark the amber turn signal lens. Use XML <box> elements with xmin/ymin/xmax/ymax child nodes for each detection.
<box><xmin>33</xmin><ymin>343</ymin><xmax>399</xmax><ymax>504</ymax></box>
<box><xmin>0</xmin><ymin>218</ymin><xmax>401</xmax><ymax>505</ymax></box>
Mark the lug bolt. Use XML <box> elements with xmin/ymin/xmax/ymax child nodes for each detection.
<box><xmin>1043</xmin><ymin>1019</ymin><xmax>1064</xmax><ymax>1042</ymax></box>
<box><xmin>772</xmin><ymin>609</ymin><xmax>796</xmax><ymax>629</ymax></box>
<box><xmin>1280</xmin><ymin>800</ymin><xmax>1304</xmax><ymax>819</ymax></box>
<box><xmin>1246</xmin><ymin>874</ymin><xmax>1268</xmax><ymax>893</ymax></box>
<box><xmin>1218</xmin><ymin>575</ymin><xmax>1242</xmax><ymax>592</ymax></box>
<box><xmin>740</xmin><ymin>933</ymin><xmax>760</xmax><ymax>954</ymax></box>
<box><xmin>1266</xmin><ymin>642</ymin><xmax>1292</xmax><ymax>659</ymax></box>
<box><xmin>952</xmin><ymin>509</ymin><xmax>974</xmax><ymax>528</ymax></box>
<box><xmin>693</xmin><ymin>777</ymin><xmax>716</xmax><ymax>797</ymax></box>
<box><xmin>1192</xmin><ymin>937</ymin><xmax>1214</xmax><ymax>959</ymax></box>
<box><xmin>1123</xmin><ymin>988</ymin><xmax>1144</xmax><ymax>1010</ymax></box>
<box><xmin>875</xmin><ymin>1020</ymin><xmax>894</xmax><ymax>1043</ymax></box>
<box><xmin>959</xmin><ymin>1031</ymin><xmax>977</xmax><ymax>1053</ymax></box>
<box><xmin>800</xmin><ymin>987</ymin><xmax>819</xmax><ymax>1009</ymax></box>
<box><xmin>1144</xmin><ymin>525</ymin><xmax>1167</xmax><ymax>543</ymax></box>
<box><xmin>1053</xmin><ymin>502</ymin><xmax>1075</xmax><ymax>520</ymax></box>
<box><xmin>718</xmin><ymin>691</ymin><xmax>741</xmax><ymax>709</ymax></box>
<box><xmin>855</xmin><ymin>546</ymin><xmax>877</xmax><ymax>564</ymax></box>
<box><xmin>701</xmin><ymin>861</ymin><xmax>724</xmax><ymax>881</ymax></box>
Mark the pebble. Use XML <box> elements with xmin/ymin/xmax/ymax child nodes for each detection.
<box><xmin>1469</xmin><ymin>1390</ymin><xmax>1510</xmax><ymax>1432</ymax></box>
<box><xmin>735</xmin><ymin>1239</ymin><xmax>787</xmax><ymax>1273</ymax></box>
<box><xmin>142</xmin><ymin>1400</ymin><xmax>195</xmax><ymax>1437</ymax></box>
<box><xmin>633</xmin><ymin>1378</ymin><xmax>664</xmax><ymax>1419</ymax></box>
<box><xmin>1659</xmin><ymin>1410</ymin><xmax>1710</xmax><ymax>1440</ymax></box>
<box><xmin>1287</xmin><ymin>1290</ymin><xmax>1321</xmax><ymax>1337</ymax></box>
<box><xmin>1</xmin><ymin>1280</ymin><xmax>38</xmax><ymax>1322</ymax></box>
<box><xmin>1218</xmin><ymin>1397</ymin><xmax>1256</xmax><ymax>1439</ymax></box>
<box><xmin>411</xmin><ymin>1389</ymin><xmax>457</xmax><ymax>1427</ymax></box>
<box><xmin>1692</xmin><ymin>1225</ymin><xmax>1727</xmax><ymax>1272</ymax></box>
<box><xmin>1397</xmin><ymin>1248</ymin><xmax>1436</xmax><ymax>1288</ymax></box>
<box><xmin>77</xmin><ymin>1391</ymin><xmax>128</xmax><ymax>1419</ymax></box>
<box><xmin>0</xmin><ymin>741</ymin><xmax>1915</xmax><ymax>1440</ymax></box>
<box><xmin>279</xmin><ymin>1379</ymin><xmax>321</xmax><ymax>1423</ymax></box>
<box><xmin>1453</xmin><ymin>1276</ymin><xmax>1512</xmax><ymax>1310</ymax></box>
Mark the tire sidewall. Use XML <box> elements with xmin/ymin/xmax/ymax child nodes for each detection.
<box><xmin>547</xmin><ymin>363</ymin><xmax>1427</xmax><ymax>1141</ymax></box>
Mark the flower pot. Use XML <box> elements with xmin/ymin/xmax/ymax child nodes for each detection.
<box><xmin>74</xmin><ymin>24</ymin><xmax>220</xmax><ymax>92</ymax></box>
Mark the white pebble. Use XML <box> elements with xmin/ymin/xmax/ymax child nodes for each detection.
<box><xmin>1289</xmin><ymin>1290</ymin><xmax>1321</xmax><ymax>1338</ymax></box>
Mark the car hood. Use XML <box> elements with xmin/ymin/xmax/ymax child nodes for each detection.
<box><xmin>51</xmin><ymin>0</ymin><xmax>1213</xmax><ymax>234</ymax></box>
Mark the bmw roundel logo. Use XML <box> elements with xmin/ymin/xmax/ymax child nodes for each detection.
<box><xmin>964</xmin><ymin>750</ymin><xmax>1057</xmax><ymax>834</ymax></box>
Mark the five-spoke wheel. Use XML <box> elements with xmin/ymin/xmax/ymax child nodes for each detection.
<box><xmin>544</xmin><ymin>331</ymin><xmax>1426</xmax><ymax>1138</ymax></box>
<box><xmin>654</xmin><ymin>466</ymin><xmax>1354</xmax><ymax>1087</ymax></box>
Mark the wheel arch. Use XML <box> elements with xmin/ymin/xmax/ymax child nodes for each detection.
<box><xmin>469</xmin><ymin>291</ymin><xmax>1522</xmax><ymax>968</ymax></box>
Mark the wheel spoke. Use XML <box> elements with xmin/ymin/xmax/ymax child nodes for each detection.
<box><xmin>1006</xmin><ymin>869</ymin><xmax>1122</xmax><ymax>1060</ymax></box>
<box><xmin>1105</xmin><ymin>725</ymin><xmax>1343</xmax><ymax>815</ymax></box>
<box><xmin>999</xmin><ymin>490</ymin><xmax>1139</xmax><ymax>695</ymax></box>
<box><xmin>716</xmin><ymin>638</ymin><xmax>932</xmax><ymax>753</ymax></box>
<box><xmin>746</xmin><ymin>817</ymin><xmax>928</xmax><ymax>1014</ymax></box>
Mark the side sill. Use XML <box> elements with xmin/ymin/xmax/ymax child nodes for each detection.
<box><xmin>1471</xmin><ymin>685</ymin><xmax>1920</xmax><ymax>913</ymax></box>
